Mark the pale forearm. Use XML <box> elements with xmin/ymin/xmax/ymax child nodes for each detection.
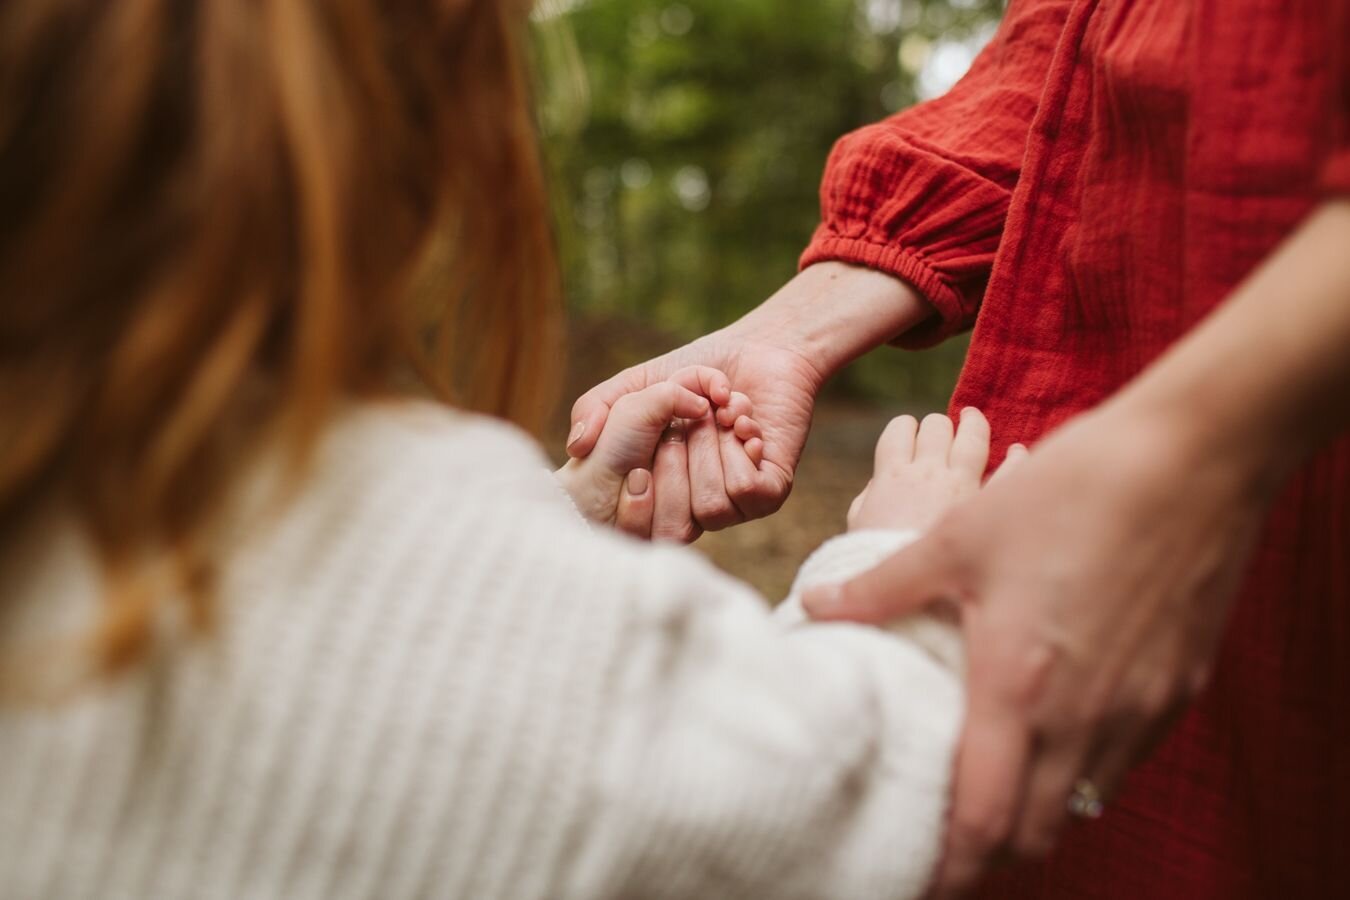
<box><xmin>730</xmin><ymin>262</ymin><xmax>934</xmax><ymax>381</ymax></box>
<box><xmin>1110</xmin><ymin>201</ymin><xmax>1350</xmax><ymax>488</ymax></box>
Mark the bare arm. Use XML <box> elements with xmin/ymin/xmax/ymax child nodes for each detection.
<box><xmin>1121</xmin><ymin>200</ymin><xmax>1350</xmax><ymax>484</ymax></box>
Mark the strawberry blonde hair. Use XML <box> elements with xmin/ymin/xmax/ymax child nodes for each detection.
<box><xmin>0</xmin><ymin>0</ymin><xmax>561</xmax><ymax>678</ymax></box>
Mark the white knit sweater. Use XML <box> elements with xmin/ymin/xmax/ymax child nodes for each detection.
<box><xmin>0</xmin><ymin>402</ymin><xmax>962</xmax><ymax>900</ymax></box>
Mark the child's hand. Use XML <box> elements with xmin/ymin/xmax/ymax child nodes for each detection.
<box><xmin>556</xmin><ymin>366</ymin><xmax>762</xmax><ymax>530</ymax></box>
<box><xmin>847</xmin><ymin>408</ymin><xmax>1023</xmax><ymax>533</ymax></box>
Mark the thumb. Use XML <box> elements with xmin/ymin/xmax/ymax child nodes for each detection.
<box><xmin>614</xmin><ymin>469</ymin><xmax>654</xmax><ymax>539</ymax></box>
<box><xmin>802</xmin><ymin>535</ymin><xmax>962</xmax><ymax>625</ymax></box>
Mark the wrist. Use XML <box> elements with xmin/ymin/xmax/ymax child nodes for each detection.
<box><xmin>731</xmin><ymin>262</ymin><xmax>933</xmax><ymax>380</ymax></box>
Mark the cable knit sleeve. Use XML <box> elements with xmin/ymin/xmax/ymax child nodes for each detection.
<box><xmin>563</xmin><ymin>530</ymin><xmax>963</xmax><ymax>900</ymax></box>
<box><xmin>800</xmin><ymin>0</ymin><xmax>1071</xmax><ymax>347</ymax></box>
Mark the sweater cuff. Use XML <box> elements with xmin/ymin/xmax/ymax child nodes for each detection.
<box><xmin>776</xmin><ymin>530</ymin><xmax>964</xmax><ymax>675</ymax></box>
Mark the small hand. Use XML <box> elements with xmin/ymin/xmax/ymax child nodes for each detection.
<box><xmin>557</xmin><ymin>366</ymin><xmax>761</xmax><ymax>531</ymax></box>
<box><xmin>848</xmin><ymin>408</ymin><xmax>1007</xmax><ymax>534</ymax></box>
<box><xmin>568</xmin><ymin>330</ymin><xmax>820</xmax><ymax>540</ymax></box>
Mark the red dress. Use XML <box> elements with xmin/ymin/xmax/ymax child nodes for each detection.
<box><xmin>802</xmin><ymin>1</ymin><xmax>1350</xmax><ymax>895</ymax></box>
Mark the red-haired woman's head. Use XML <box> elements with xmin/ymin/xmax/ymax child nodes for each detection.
<box><xmin>0</xmin><ymin>0</ymin><xmax>561</xmax><ymax>676</ymax></box>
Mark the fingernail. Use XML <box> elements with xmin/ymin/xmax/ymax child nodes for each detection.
<box><xmin>566</xmin><ymin>421</ymin><xmax>586</xmax><ymax>448</ymax></box>
<box><xmin>628</xmin><ymin>469</ymin><xmax>650</xmax><ymax>496</ymax></box>
<box><xmin>805</xmin><ymin>584</ymin><xmax>842</xmax><ymax>614</ymax></box>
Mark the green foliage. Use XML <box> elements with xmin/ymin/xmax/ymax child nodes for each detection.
<box><xmin>536</xmin><ymin>0</ymin><xmax>1004</xmax><ymax>406</ymax></box>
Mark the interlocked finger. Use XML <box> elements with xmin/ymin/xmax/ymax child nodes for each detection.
<box><xmin>688</xmin><ymin>413</ymin><xmax>740</xmax><ymax>531</ymax></box>
<box><xmin>652</xmin><ymin>422</ymin><xmax>701</xmax><ymax>543</ymax></box>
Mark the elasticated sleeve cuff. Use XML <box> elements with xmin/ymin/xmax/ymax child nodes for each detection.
<box><xmin>799</xmin><ymin>0</ymin><xmax>1080</xmax><ymax>349</ymax></box>
<box><xmin>799</xmin><ymin>122</ymin><xmax>1013</xmax><ymax>349</ymax></box>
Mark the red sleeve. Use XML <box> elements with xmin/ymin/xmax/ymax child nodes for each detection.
<box><xmin>1321</xmin><ymin>1</ymin><xmax>1350</xmax><ymax>192</ymax></box>
<box><xmin>801</xmin><ymin>0</ymin><xmax>1072</xmax><ymax>347</ymax></box>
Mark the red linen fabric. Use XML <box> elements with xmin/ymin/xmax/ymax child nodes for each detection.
<box><xmin>803</xmin><ymin>0</ymin><xmax>1350</xmax><ymax>896</ymax></box>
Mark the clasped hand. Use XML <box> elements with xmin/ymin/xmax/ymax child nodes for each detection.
<box><xmin>555</xmin><ymin>365</ymin><xmax>767</xmax><ymax>535</ymax></box>
<box><xmin>564</xmin><ymin>329</ymin><xmax>824</xmax><ymax>541</ymax></box>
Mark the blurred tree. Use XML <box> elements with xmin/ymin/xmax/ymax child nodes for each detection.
<box><xmin>535</xmin><ymin>0</ymin><xmax>1004</xmax><ymax>406</ymax></box>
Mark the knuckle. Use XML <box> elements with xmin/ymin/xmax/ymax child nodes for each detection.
<box><xmin>690</xmin><ymin>504</ymin><xmax>722</xmax><ymax>528</ymax></box>
<box><xmin>1134</xmin><ymin>674</ymin><xmax>1182</xmax><ymax>721</ymax></box>
<box><xmin>952</xmin><ymin>809</ymin><xmax>1007</xmax><ymax>855</ymax></box>
<box><xmin>690</xmin><ymin>475</ymin><xmax>731</xmax><ymax>506</ymax></box>
<box><xmin>690</xmin><ymin>490</ymin><xmax>723</xmax><ymax>518</ymax></box>
<box><xmin>724</xmin><ymin>470</ymin><xmax>757</xmax><ymax>499</ymax></box>
<box><xmin>993</xmin><ymin>643</ymin><xmax>1058</xmax><ymax>712</ymax></box>
<box><xmin>609</xmin><ymin>392</ymin><xmax>641</xmax><ymax>418</ymax></box>
<box><xmin>673</xmin><ymin>522</ymin><xmax>701</xmax><ymax>544</ymax></box>
<box><xmin>692</xmin><ymin>500</ymin><xmax>738</xmax><ymax>531</ymax></box>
